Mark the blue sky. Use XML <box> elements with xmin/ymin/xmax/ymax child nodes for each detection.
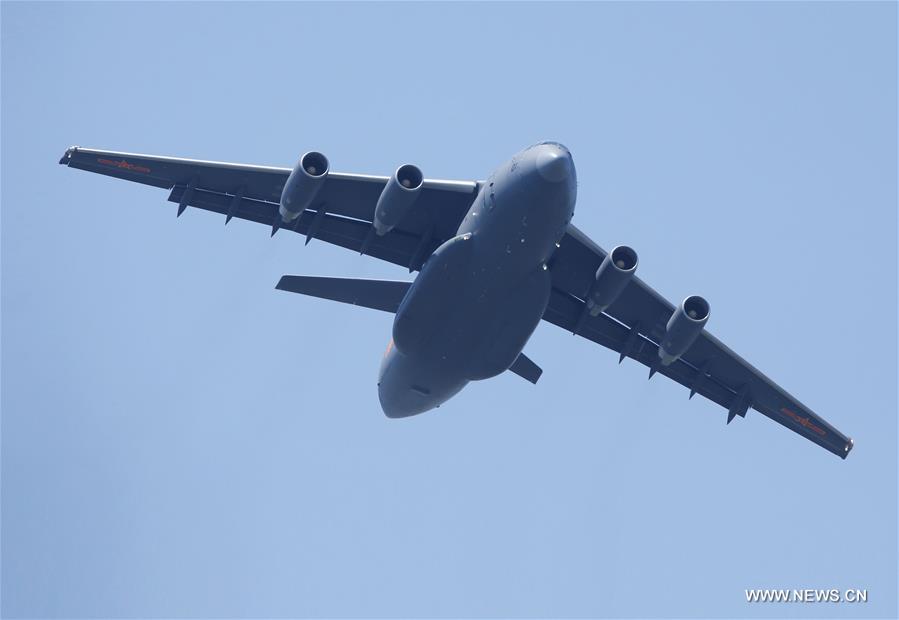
<box><xmin>2</xmin><ymin>2</ymin><xmax>896</xmax><ymax>618</ymax></box>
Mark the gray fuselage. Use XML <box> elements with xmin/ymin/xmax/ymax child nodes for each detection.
<box><xmin>378</xmin><ymin>143</ymin><xmax>577</xmax><ymax>416</ymax></box>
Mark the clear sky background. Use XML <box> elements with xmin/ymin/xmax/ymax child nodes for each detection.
<box><xmin>2</xmin><ymin>2</ymin><xmax>896</xmax><ymax>618</ymax></box>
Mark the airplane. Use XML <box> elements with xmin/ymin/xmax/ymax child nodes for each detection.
<box><xmin>59</xmin><ymin>142</ymin><xmax>853</xmax><ymax>459</ymax></box>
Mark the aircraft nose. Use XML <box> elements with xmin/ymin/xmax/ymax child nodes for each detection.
<box><xmin>535</xmin><ymin>143</ymin><xmax>573</xmax><ymax>183</ymax></box>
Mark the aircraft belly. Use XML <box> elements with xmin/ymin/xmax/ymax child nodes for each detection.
<box><xmin>465</xmin><ymin>266</ymin><xmax>551</xmax><ymax>380</ymax></box>
<box><xmin>392</xmin><ymin>233</ymin><xmax>476</xmax><ymax>360</ymax></box>
<box><xmin>392</xmin><ymin>231</ymin><xmax>551</xmax><ymax>383</ymax></box>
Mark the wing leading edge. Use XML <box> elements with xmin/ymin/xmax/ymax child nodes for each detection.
<box><xmin>547</xmin><ymin>225</ymin><xmax>853</xmax><ymax>459</ymax></box>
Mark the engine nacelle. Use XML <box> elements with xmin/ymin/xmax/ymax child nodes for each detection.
<box><xmin>586</xmin><ymin>245</ymin><xmax>638</xmax><ymax>316</ymax></box>
<box><xmin>659</xmin><ymin>295</ymin><xmax>710</xmax><ymax>365</ymax></box>
<box><xmin>279</xmin><ymin>151</ymin><xmax>329</xmax><ymax>222</ymax></box>
<box><xmin>373</xmin><ymin>164</ymin><xmax>424</xmax><ymax>235</ymax></box>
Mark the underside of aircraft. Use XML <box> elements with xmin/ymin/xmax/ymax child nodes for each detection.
<box><xmin>59</xmin><ymin>143</ymin><xmax>854</xmax><ymax>459</ymax></box>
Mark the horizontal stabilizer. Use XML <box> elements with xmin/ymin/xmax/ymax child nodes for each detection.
<box><xmin>508</xmin><ymin>352</ymin><xmax>542</xmax><ymax>384</ymax></box>
<box><xmin>276</xmin><ymin>276</ymin><xmax>411</xmax><ymax>313</ymax></box>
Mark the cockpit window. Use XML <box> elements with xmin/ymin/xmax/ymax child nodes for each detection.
<box><xmin>525</xmin><ymin>140</ymin><xmax>566</xmax><ymax>152</ymax></box>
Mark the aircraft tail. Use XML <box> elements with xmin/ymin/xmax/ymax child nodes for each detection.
<box><xmin>276</xmin><ymin>275</ymin><xmax>411</xmax><ymax>313</ymax></box>
<box><xmin>509</xmin><ymin>352</ymin><xmax>542</xmax><ymax>384</ymax></box>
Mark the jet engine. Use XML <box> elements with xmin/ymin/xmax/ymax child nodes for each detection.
<box><xmin>658</xmin><ymin>295</ymin><xmax>710</xmax><ymax>365</ymax></box>
<box><xmin>373</xmin><ymin>164</ymin><xmax>424</xmax><ymax>235</ymax></box>
<box><xmin>585</xmin><ymin>245</ymin><xmax>638</xmax><ymax>316</ymax></box>
<box><xmin>279</xmin><ymin>151</ymin><xmax>329</xmax><ymax>222</ymax></box>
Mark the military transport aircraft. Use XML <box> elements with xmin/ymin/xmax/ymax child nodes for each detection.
<box><xmin>59</xmin><ymin>143</ymin><xmax>853</xmax><ymax>458</ymax></box>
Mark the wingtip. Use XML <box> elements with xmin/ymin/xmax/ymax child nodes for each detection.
<box><xmin>842</xmin><ymin>438</ymin><xmax>854</xmax><ymax>459</ymax></box>
<box><xmin>59</xmin><ymin>145</ymin><xmax>78</xmax><ymax>165</ymax></box>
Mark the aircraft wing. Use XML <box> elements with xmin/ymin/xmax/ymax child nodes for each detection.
<box><xmin>59</xmin><ymin>147</ymin><xmax>479</xmax><ymax>271</ymax></box>
<box><xmin>546</xmin><ymin>224</ymin><xmax>854</xmax><ymax>459</ymax></box>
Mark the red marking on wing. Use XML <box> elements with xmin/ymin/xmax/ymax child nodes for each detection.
<box><xmin>97</xmin><ymin>158</ymin><xmax>151</xmax><ymax>174</ymax></box>
<box><xmin>781</xmin><ymin>407</ymin><xmax>826</xmax><ymax>436</ymax></box>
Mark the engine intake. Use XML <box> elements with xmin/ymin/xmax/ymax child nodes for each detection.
<box><xmin>659</xmin><ymin>295</ymin><xmax>710</xmax><ymax>366</ymax></box>
<box><xmin>279</xmin><ymin>151</ymin><xmax>329</xmax><ymax>222</ymax></box>
<box><xmin>586</xmin><ymin>245</ymin><xmax>638</xmax><ymax>316</ymax></box>
<box><xmin>373</xmin><ymin>164</ymin><xmax>424</xmax><ymax>235</ymax></box>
